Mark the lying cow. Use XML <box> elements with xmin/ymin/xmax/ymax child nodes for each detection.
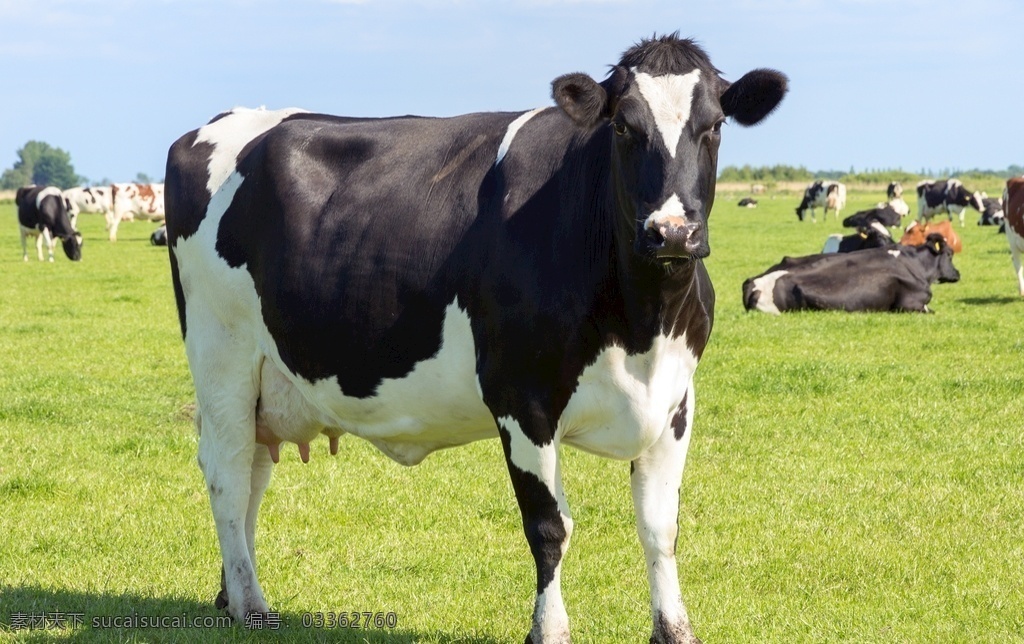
<box><xmin>1005</xmin><ymin>177</ymin><xmax>1024</xmax><ymax>296</ymax></box>
<box><xmin>796</xmin><ymin>180</ymin><xmax>846</xmax><ymax>222</ymax></box>
<box><xmin>886</xmin><ymin>181</ymin><xmax>910</xmax><ymax>217</ymax></box>
<box><xmin>916</xmin><ymin>179</ymin><xmax>983</xmax><ymax>227</ymax></box>
<box><xmin>900</xmin><ymin>219</ymin><xmax>962</xmax><ymax>253</ymax></box>
<box><xmin>738</xmin><ymin>197</ymin><xmax>758</xmax><ymax>208</ymax></box>
<box><xmin>841</xmin><ymin>203</ymin><xmax>902</xmax><ymax>229</ymax></box>
<box><xmin>978</xmin><ymin>196</ymin><xmax>1004</xmax><ymax>226</ymax></box>
<box><xmin>743</xmin><ymin>234</ymin><xmax>960</xmax><ymax>314</ymax></box>
<box><xmin>822</xmin><ymin>221</ymin><xmax>895</xmax><ymax>253</ymax></box>
<box><xmin>108</xmin><ymin>182</ymin><xmax>166</xmax><ymax>241</ymax></box>
<box><xmin>16</xmin><ymin>185</ymin><xmax>83</xmax><ymax>262</ymax></box>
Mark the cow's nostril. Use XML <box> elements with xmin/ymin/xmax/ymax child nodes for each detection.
<box><xmin>645</xmin><ymin>225</ymin><xmax>666</xmax><ymax>247</ymax></box>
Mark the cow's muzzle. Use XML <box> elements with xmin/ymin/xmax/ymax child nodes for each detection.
<box><xmin>640</xmin><ymin>215</ymin><xmax>709</xmax><ymax>260</ymax></box>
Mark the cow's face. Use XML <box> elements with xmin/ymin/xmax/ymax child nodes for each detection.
<box><xmin>924</xmin><ymin>233</ymin><xmax>959</xmax><ymax>283</ymax></box>
<box><xmin>551</xmin><ymin>36</ymin><xmax>787</xmax><ymax>264</ymax></box>
<box><xmin>61</xmin><ymin>232</ymin><xmax>83</xmax><ymax>261</ymax></box>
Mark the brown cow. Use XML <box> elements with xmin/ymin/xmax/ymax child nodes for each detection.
<box><xmin>900</xmin><ymin>219</ymin><xmax>962</xmax><ymax>254</ymax></box>
<box><xmin>1005</xmin><ymin>177</ymin><xmax>1024</xmax><ymax>296</ymax></box>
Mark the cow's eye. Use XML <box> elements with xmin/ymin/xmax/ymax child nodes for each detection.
<box><xmin>711</xmin><ymin>119</ymin><xmax>725</xmax><ymax>135</ymax></box>
<box><xmin>612</xmin><ymin>121</ymin><xmax>629</xmax><ymax>136</ymax></box>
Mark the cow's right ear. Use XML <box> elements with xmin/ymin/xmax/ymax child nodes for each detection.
<box><xmin>720</xmin><ymin>68</ymin><xmax>789</xmax><ymax>126</ymax></box>
<box><xmin>552</xmin><ymin>72</ymin><xmax>608</xmax><ymax>128</ymax></box>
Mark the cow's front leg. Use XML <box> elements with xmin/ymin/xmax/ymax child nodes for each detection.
<box><xmin>497</xmin><ymin>413</ymin><xmax>573</xmax><ymax>644</ymax></box>
<box><xmin>631</xmin><ymin>384</ymin><xmax>701</xmax><ymax>644</ymax></box>
<box><xmin>1012</xmin><ymin>248</ymin><xmax>1024</xmax><ymax>297</ymax></box>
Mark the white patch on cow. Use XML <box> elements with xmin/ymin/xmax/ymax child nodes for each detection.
<box><xmin>888</xmin><ymin>196</ymin><xmax>910</xmax><ymax>217</ymax></box>
<box><xmin>195</xmin><ymin>106</ymin><xmax>310</xmax><ymax>196</ymax></box>
<box><xmin>633</xmin><ymin>69</ymin><xmax>701</xmax><ymax>157</ymax></box>
<box><xmin>558</xmin><ymin>333</ymin><xmax>699</xmax><ymax>461</ymax></box>
<box><xmin>495</xmin><ymin>107</ymin><xmax>546</xmax><ymax>167</ymax></box>
<box><xmin>869</xmin><ymin>221</ymin><xmax>891</xmax><ymax>238</ymax></box>
<box><xmin>643</xmin><ymin>193</ymin><xmax>685</xmax><ymax>231</ymax></box>
<box><xmin>888</xmin><ymin>250</ymin><xmax>901</xmax><ymax>257</ymax></box>
<box><xmin>34</xmin><ymin>186</ymin><xmax>61</xmax><ymax>209</ymax></box>
<box><xmin>821</xmin><ymin>234</ymin><xmax>842</xmax><ymax>254</ymax></box>
<box><xmin>750</xmin><ymin>270</ymin><xmax>787</xmax><ymax>315</ymax></box>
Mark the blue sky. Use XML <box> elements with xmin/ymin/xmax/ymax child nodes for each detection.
<box><xmin>0</xmin><ymin>0</ymin><xmax>1019</xmax><ymax>184</ymax></box>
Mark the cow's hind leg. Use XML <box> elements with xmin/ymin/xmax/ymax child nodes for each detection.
<box><xmin>1011</xmin><ymin>247</ymin><xmax>1024</xmax><ymax>296</ymax></box>
<box><xmin>190</xmin><ymin>325</ymin><xmax>269</xmax><ymax>621</ymax></box>
<box><xmin>495</xmin><ymin>413</ymin><xmax>573</xmax><ymax>644</ymax></box>
<box><xmin>631</xmin><ymin>384</ymin><xmax>700</xmax><ymax>644</ymax></box>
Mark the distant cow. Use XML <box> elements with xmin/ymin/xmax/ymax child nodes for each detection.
<box><xmin>916</xmin><ymin>179</ymin><xmax>983</xmax><ymax>227</ymax></box>
<box><xmin>63</xmin><ymin>186</ymin><xmax>113</xmax><ymax>226</ymax></box>
<box><xmin>978</xmin><ymin>196</ymin><xmax>1004</xmax><ymax>226</ymax></box>
<box><xmin>16</xmin><ymin>185</ymin><xmax>83</xmax><ymax>262</ymax></box>
<box><xmin>842</xmin><ymin>203</ymin><xmax>902</xmax><ymax>229</ymax></box>
<box><xmin>738</xmin><ymin>197</ymin><xmax>758</xmax><ymax>208</ymax></box>
<box><xmin>796</xmin><ymin>180</ymin><xmax>846</xmax><ymax>222</ymax></box>
<box><xmin>886</xmin><ymin>181</ymin><xmax>910</xmax><ymax>217</ymax></box>
<box><xmin>1005</xmin><ymin>177</ymin><xmax>1024</xmax><ymax>296</ymax></box>
<box><xmin>108</xmin><ymin>182</ymin><xmax>165</xmax><ymax>241</ymax></box>
<box><xmin>900</xmin><ymin>219</ymin><xmax>962</xmax><ymax>254</ymax></box>
<box><xmin>743</xmin><ymin>234</ymin><xmax>960</xmax><ymax>314</ymax></box>
<box><xmin>822</xmin><ymin>221</ymin><xmax>895</xmax><ymax>253</ymax></box>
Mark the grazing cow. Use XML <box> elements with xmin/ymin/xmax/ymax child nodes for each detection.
<box><xmin>108</xmin><ymin>182</ymin><xmax>165</xmax><ymax>241</ymax></box>
<box><xmin>743</xmin><ymin>234</ymin><xmax>960</xmax><ymax>314</ymax></box>
<box><xmin>978</xmin><ymin>196</ymin><xmax>1004</xmax><ymax>226</ymax></box>
<box><xmin>795</xmin><ymin>180</ymin><xmax>846</xmax><ymax>222</ymax></box>
<box><xmin>165</xmin><ymin>34</ymin><xmax>787</xmax><ymax>643</ymax></box>
<box><xmin>738</xmin><ymin>197</ymin><xmax>758</xmax><ymax>207</ymax></box>
<box><xmin>822</xmin><ymin>221</ymin><xmax>895</xmax><ymax>254</ymax></box>
<box><xmin>841</xmin><ymin>203</ymin><xmax>902</xmax><ymax>229</ymax></box>
<box><xmin>62</xmin><ymin>186</ymin><xmax>113</xmax><ymax>226</ymax></box>
<box><xmin>886</xmin><ymin>181</ymin><xmax>910</xmax><ymax>217</ymax></box>
<box><xmin>900</xmin><ymin>219</ymin><xmax>962</xmax><ymax>254</ymax></box>
<box><xmin>916</xmin><ymin>179</ymin><xmax>983</xmax><ymax>227</ymax></box>
<box><xmin>1005</xmin><ymin>177</ymin><xmax>1024</xmax><ymax>296</ymax></box>
<box><xmin>16</xmin><ymin>185</ymin><xmax>83</xmax><ymax>262</ymax></box>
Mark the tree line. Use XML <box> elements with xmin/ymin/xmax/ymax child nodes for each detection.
<box><xmin>718</xmin><ymin>163</ymin><xmax>1024</xmax><ymax>184</ymax></box>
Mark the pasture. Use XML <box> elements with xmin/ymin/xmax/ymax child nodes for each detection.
<box><xmin>1</xmin><ymin>189</ymin><xmax>1022</xmax><ymax>643</ymax></box>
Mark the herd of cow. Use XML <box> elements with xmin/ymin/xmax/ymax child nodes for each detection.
<box><xmin>14</xmin><ymin>181</ymin><xmax>165</xmax><ymax>261</ymax></box>
<box><xmin>742</xmin><ymin>177</ymin><xmax>1023</xmax><ymax>314</ymax></box>
<box><xmin>10</xmin><ymin>33</ymin><xmax>1024</xmax><ymax>643</ymax></box>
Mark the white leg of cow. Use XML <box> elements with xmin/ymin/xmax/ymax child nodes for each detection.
<box><xmin>498</xmin><ymin>415</ymin><xmax>573</xmax><ymax>644</ymax></box>
<box><xmin>1012</xmin><ymin>247</ymin><xmax>1024</xmax><ymax>297</ymax></box>
<box><xmin>107</xmin><ymin>212</ymin><xmax>121</xmax><ymax>242</ymax></box>
<box><xmin>20</xmin><ymin>229</ymin><xmax>29</xmax><ymax>261</ymax></box>
<box><xmin>189</xmin><ymin>325</ymin><xmax>268</xmax><ymax>621</ymax></box>
<box><xmin>244</xmin><ymin>446</ymin><xmax>275</xmax><ymax>574</ymax></box>
<box><xmin>42</xmin><ymin>229</ymin><xmax>54</xmax><ymax>262</ymax></box>
<box><xmin>631</xmin><ymin>383</ymin><xmax>700</xmax><ymax>644</ymax></box>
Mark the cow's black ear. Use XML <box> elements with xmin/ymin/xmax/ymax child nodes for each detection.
<box><xmin>721</xmin><ymin>68</ymin><xmax>789</xmax><ymax>126</ymax></box>
<box><xmin>552</xmin><ymin>73</ymin><xmax>607</xmax><ymax>128</ymax></box>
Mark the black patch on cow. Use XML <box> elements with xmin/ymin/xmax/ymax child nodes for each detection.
<box><xmin>842</xmin><ymin>205</ymin><xmax>900</xmax><ymax>229</ymax></box>
<box><xmin>498</xmin><ymin>422</ymin><xmax>567</xmax><ymax>595</ymax></box>
<box><xmin>165</xmin><ymin>129</ymin><xmax>215</xmax><ymax>243</ymax></box>
<box><xmin>671</xmin><ymin>392</ymin><xmax>690</xmax><ymax>440</ymax></box>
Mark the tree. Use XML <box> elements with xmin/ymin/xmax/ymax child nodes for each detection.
<box><xmin>0</xmin><ymin>141</ymin><xmax>84</xmax><ymax>190</ymax></box>
<box><xmin>135</xmin><ymin>172</ymin><xmax>153</xmax><ymax>184</ymax></box>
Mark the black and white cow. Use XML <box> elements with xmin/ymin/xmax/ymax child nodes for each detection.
<box><xmin>821</xmin><ymin>221</ymin><xmax>895</xmax><ymax>253</ymax></box>
<box><xmin>841</xmin><ymin>203</ymin><xmax>902</xmax><ymax>229</ymax></box>
<box><xmin>886</xmin><ymin>181</ymin><xmax>910</xmax><ymax>217</ymax></box>
<box><xmin>978</xmin><ymin>196</ymin><xmax>1004</xmax><ymax>226</ymax></box>
<box><xmin>742</xmin><ymin>234</ymin><xmax>959</xmax><ymax>314</ymax></box>
<box><xmin>916</xmin><ymin>179</ymin><xmax>983</xmax><ymax>227</ymax></box>
<box><xmin>795</xmin><ymin>180</ymin><xmax>846</xmax><ymax>222</ymax></box>
<box><xmin>16</xmin><ymin>185</ymin><xmax>83</xmax><ymax>262</ymax></box>
<box><xmin>737</xmin><ymin>197</ymin><xmax>758</xmax><ymax>207</ymax></box>
<box><xmin>165</xmin><ymin>34</ymin><xmax>787</xmax><ymax>643</ymax></box>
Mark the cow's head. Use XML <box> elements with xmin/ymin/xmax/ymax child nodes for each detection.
<box><xmin>551</xmin><ymin>33</ymin><xmax>786</xmax><ymax>263</ymax></box>
<box><xmin>887</xmin><ymin>182</ymin><xmax>903</xmax><ymax>200</ymax></box>
<box><xmin>922</xmin><ymin>233</ymin><xmax>959</xmax><ymax>283</ymax></box>
<box><xmin>61</xmin><ymin>231</ymin><xmax>83</xmax><ymax>261</ymax></box>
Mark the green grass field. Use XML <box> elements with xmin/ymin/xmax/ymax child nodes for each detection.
<box><xmin>1</xmin><ymin>190</ymin><xmax>1022</xmax><ymax>643</ymax></box>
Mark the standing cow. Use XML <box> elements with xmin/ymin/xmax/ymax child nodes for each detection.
<box><xmin>165</xmin><ymin>34</ymin><xmax>787</xmax><ymax>643</ymax></box>
<box><xmin>62</xmin><ymin>185</ymin><xmax>113</xmax><ymax>227</ymax></box>
<box><xmin>16</xmin><ymin>185</ymin><xmax>82</xmax><ymax>262</ymax></box>
<box><xmin>108</xmin><ymin>182</ymin><xmax>165</xmax><ymax>241</ymax></box>
<box><xmin>1005</xmin><ymin>177</ymin><xmax>1024</xmax><ymax>296</ymax></box>
<box><xmin>796</xmin><ymin>180</ymin><xmax>847</xmax><ymax>222</ymax></box>
<box><xmin>916</xmin><ymin>179</ymin><xmax>983</xmax><ymax>227</ymax></box>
